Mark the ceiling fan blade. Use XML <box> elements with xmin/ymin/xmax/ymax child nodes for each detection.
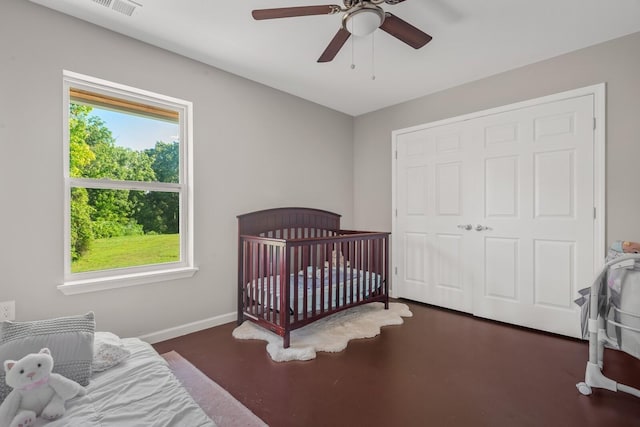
<box><xmin>317</xmin><ymin>28</ymin><xmax>351</xmax><ymax>63</ymax></box>
<box><xmin>380</xmin><ymin>13</ymin><xmax>432</xmax><ymax>49</ymax></box>
<box><xmin>252</xmin><ymin>5</ymin><xmax>339</xmax><ymax>20</ymax></box>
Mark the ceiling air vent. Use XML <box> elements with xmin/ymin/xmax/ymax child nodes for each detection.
<box><xmin>92</xmin><ymin>0</ymin><xmax>113</xmax><ymax>7</ymax></box>
<box><xmin>112</xmin><ymin>0</ymin><xmax>137</xmax><ymax>16</ymax></box>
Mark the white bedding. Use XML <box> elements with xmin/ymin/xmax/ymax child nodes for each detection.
<box><xmin>35</xmin><ymin>338</ymin><xmax>216</xmax><ymax>427</ymax></box>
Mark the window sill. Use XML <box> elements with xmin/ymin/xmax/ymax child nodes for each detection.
<box><xmin>58</xmin><ymin>267</ymin><xmax>199</xmax><ymax>295</ymax></box>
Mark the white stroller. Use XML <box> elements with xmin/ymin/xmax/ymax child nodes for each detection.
<box><xmin>576</xmin><ymin>252</ymin><xmax>640</xmax><ymax>397</ymax></box>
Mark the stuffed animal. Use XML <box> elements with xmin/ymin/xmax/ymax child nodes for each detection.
<box><xmin>0</xmin><ymin>348</ymin><xmax>86</xmax><ymax>427</ymax></box>
<box><xmin>622</xmin><ymin>241</ymin><xmax>640</xmax><ymax>253</ymax></box>
<box><xmin>610</xmin><ymin>240</ymin><xmax>640</xmax><ymax>254</ymax></box>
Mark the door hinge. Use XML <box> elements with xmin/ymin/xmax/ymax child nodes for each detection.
<box><xmin>593</xmin><ymin>118</ymin><xmax>596</xmax><ymax>130</ymax></box>
<box><xmin>395</xmin><ymin>150</ymin><xmax>398</xmax><ymax>159</ymax></box>
<box><xmin>394</xmin><ymin>266</ymin><xmax>398</xmax><ymax>275</ymax></box>
<box><xmin>395</xmin><ymin>209</ymin><xmax>398</xmax><ymax>217</ymax></box>
<box><xmin>594</xmin><ymin>207</ymin><xmax>596</xmax><ymax>219</ymax></box>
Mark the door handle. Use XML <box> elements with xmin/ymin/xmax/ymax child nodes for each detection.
<box><xmin>475</xmin><ymin>224</ymin><xmax>492</xmax><ymax>231</ymax></box>
<box><xmin>457</xmin><ymin>224</ymin><xmax>473</xmax><ymax>231</ymax></box>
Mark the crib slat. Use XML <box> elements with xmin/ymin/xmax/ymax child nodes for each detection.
<box><xmin>258</xmin><ymin>243</ymin><xmax>264</xmax><ymax>319</ymax></box>
<box><xmin>330</xmin><ymin>243</ymin><xmax>336</xmax><ymax>309</ymax></box>
<box><xmin>345</xmin><ymin>242</ymin><xmax>358</xmax><ymax>302</ymax></box>
<box><xmin>267</xmin><ymin>245</ymin><xmax>273</xmax><ymax>324</ymax></box>
<box><xmin>318</xmin><ymin>244</ymin><xmax>327</xmax><ymax>313</ymax></box>
<box><xmin>281</xmin><ymin>244</ymin><xmax>289</xmax><ymax>345</ymax></box>
<box><xmin>384</xmin><ymin>235</ymin><xmax>389</xmax><ymax>307</ymax></box>
<box><xmin>368</xmin><ymin>239</ymin><xmax>372</xmax><ymax>297</ymax></box>
<box><xmin>358</xmin><ymin>239</ymin><xmax>363</xmax><ymax>302</ymax></box>
<box><xmin>248</xmin><ymin>242</ymin><xmax>255</xmax><ymax>317</ymax></box>
<box><xmin>311</xmin><ymin>244</ymin><xmax>317</xmax><ymax>317</ymax></box>
<box><xmin>303</xmin><ymin>245</ymin><xmax>309</xmax><ymax>321</ymax></box>
<box><xmin>375</xmin><ymin>239</ymin><xmax>380</xmax><ymax>296</ymax></box>
<box><xmin>352</xmin><ymin>240</ymin><xmax>358</xmax><ymax>304</ymax></box>
<box><xmin>243</xmin><ymin>241</ymin><xmax>250</xmax><ymax>316</ymax></box>
<box><xmin>293</xmin><ymin>247</ymin><xmax>299</xmax><ymax>322</ymax></box>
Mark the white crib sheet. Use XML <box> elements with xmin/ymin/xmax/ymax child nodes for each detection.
<box><xmin>247</xmin><ymin>267</ymin><xmax>382</xmax><ymax>313</ymax></box>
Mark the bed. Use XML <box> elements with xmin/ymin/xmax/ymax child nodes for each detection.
<box><xmin>0</xmin><ymin>313</ymin><xmax>216</xmax><ymax>427</ymax></box>
<box><xmin>35</xmin><ymin>336</ymin><xmax>216</xmax><ymax>427</ymax></box>
<box><xmin>237</xmin><ymin>207</ymin><xmax>390</xmax><ymax>348</ymax></box>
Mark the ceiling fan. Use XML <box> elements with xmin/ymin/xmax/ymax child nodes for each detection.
<box><xmin>252</xmin><ymin>0</ymin><xmax>432</xmax><ymax>63</ymax></box>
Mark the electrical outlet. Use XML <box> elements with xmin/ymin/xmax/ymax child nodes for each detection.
<box><xmin>0</xmin><ymin>300</ymin><xmax>15</xmax><ymax>321</ymax></box>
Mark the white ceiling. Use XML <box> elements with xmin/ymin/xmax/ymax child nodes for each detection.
<box><xmin>29</xmin><ymin>0</ymin><xmax>640</xmax><ymax>116</ymax></box>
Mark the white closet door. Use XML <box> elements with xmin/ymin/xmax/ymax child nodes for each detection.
<box><xmin>470</xmin><ymin>95</ymin><xmax>594</xmax><ymax>337</ymax></box>
<box><xmin>394</xmin><ymin>92</ymin><xmax>597</xmax><ymax>338</ymax></box>
<box><xmin>395</xmin><ymin>121</ymin><xmax>476</xmax><ymax>313</ymax></box>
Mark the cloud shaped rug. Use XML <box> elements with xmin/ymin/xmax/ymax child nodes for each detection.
<box><xmin>232</xmin><ymin>302</ymin><xmax>412</xmax><ymax>362</ymax></box>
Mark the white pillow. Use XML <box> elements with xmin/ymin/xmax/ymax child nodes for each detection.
<box><xmin>92</xmin><ymin>331</ymin><xmax>130</xmax><ymax>372</ymax></box>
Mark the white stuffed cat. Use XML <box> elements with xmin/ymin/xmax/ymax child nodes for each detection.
<box><xmin>0</xmin><ymin>348</ymin><xmax>86</xmax><ymax>427</ymax></box>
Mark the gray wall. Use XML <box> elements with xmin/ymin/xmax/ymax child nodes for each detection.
<box><xmin>354</xmin><ymin>31</ymin><xmax>640</xmax><ymax>249</ymax></box>
<box><xmin>0</xmin><ymin>0</ymin><xmax>354</xmax><ymax>337</ymax></box>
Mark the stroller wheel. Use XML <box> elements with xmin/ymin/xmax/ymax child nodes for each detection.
<box><xmin>576</xmin><ymin>382</ymin><xmax>592</xmax><ymax>395</ymax></box>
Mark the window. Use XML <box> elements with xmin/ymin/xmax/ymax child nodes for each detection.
<box><xmin>60</xmin><ymin>71</ymin><xmax>195</xmax><ymax>294</ymax></box>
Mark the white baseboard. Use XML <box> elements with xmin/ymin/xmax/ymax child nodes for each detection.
<box><xmin>138</xmin><ymin>311</ymin><xmax>236</xmax><ymax>344</ymax></box>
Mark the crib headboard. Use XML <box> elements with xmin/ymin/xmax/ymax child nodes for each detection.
<box><xmin>237</xmin><ymin>207</ymin><xmax>341</xmax><ymax>239</ymax></box>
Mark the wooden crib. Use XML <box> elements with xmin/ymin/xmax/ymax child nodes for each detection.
<box><xmin>237</xmin><ymin>207</ymin><xmax>390</xmax><ymax>348</ymax></box>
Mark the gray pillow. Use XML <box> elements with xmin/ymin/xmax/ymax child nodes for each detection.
<box><xmin>0</xmin><ymin>312</ymin><xmax>95</xmax><ymax>403</ymax></box>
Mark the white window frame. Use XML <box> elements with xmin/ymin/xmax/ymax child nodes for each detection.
<box><xmin>59</xmin><ymin>70</ymin><xmax>196</xmax><ymax>295</ymax></box>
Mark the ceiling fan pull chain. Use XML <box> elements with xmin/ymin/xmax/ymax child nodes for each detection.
<box><xmin>371</xmin><ymin>31</ymin><xmax>376</xmax><ymax>80</ymax></box>
<box><xmin>351</xmin><ymin>28</ymin><xmax>356</xmax><ymax>70</ymax></box>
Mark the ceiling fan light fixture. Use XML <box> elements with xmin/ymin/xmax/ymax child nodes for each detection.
<box><xmin>343</xmin><ymin>5</ymin><xmax>385</xmax><ymax>37</ymax></box>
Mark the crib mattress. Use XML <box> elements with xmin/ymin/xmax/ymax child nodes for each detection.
<box><xmin>247</xmin><ymin>267</ymin><xmax>382</xmax><ymax>313</ymax></box>
<box><xmin>35</xmin><ymin>338</ymin><xmax>215</xmax><ymax>427</ymax></box>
